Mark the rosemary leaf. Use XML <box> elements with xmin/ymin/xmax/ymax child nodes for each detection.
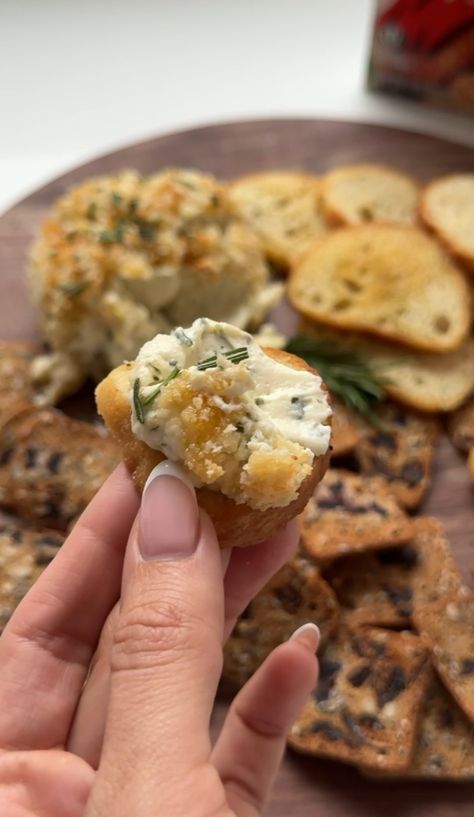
<box><xmin>197</xmin><ymin>347</ymin><xmax>249</xmax><ymax>371</ymax></box>
<box><xmin>59</xmin><ymin>281</ymin><xmax>91</xmax><ymax>298</ymax></box>
<box><xmin>133</xmin><ymin>378</ymin><xmax>144</xmax><ymax>424</ymax></box>
<box><xmin>142</xmin><ymin>366</ymin><xmax>181</xmax><ymax>406</ymax></box>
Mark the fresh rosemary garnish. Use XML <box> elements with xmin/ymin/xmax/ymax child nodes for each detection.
<box><xmin>285</xmin><ymin>335</ymin><xmax>389</xmax><ymax>425</ymax></box>
<box><xmin>141</xmin><ymin>366</ymin><xmax>181</xmax><ymax>407</ymax></box>
<box><xmin>59</xmin><ymin>281</ymin><xmax>91</xmax><ymax>298</ymax></box>
<box><xmin>133</xmin><ymin>378</ymin><xmax>144</xmax><ymax>424</ymax></box>
<box><xmin>197</xmin><ymin>347</ymin><xmax>249</xmax><ymax>371</ymax></box>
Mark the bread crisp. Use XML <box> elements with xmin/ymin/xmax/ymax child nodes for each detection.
<box><xmin>321</xmin><ymin>164</ymin><xmax>419</xmax><ymax>227</ymax></box>
<box><xmin>447</xmin><ymin>396</ymin><xmax>474</xmax><ymax>453</ymax></box>
<box><xmin>96</xmin><ymin>346</ymin><xmax>330</xmax><ymax>549</ymax></box>
<box><xmin>228</xmin><ymin>171</ymin><xmax>328</xmax><ymax>269</ymax></box>
<box><xmin>289</xmin><ymin>226</ymin><xmax>471</xmax><ymax>352</ymax></box>
<box><xmin>420</xmin><ymin>174</ymin><xmax>474</xmax><ymax>271</ymax></box>
<box><xmin>299</xmin><ymin>318</ymin><xmax>474</xmax><ymax>413</ymax></box>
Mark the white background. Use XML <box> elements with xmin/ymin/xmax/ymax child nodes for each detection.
<box><xmin>1</xmin><ymin>0</ymin><xmax>473</xmax><ymax>214</ymax></box>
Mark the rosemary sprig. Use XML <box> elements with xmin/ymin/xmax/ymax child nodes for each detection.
<box><xmin>141</xmin><ymin>366</ymin><xmax>181</xmax><ymax>407</ymax></box>
<box><xmin>197</xmin><ymin>347</ymin><xmax>249</xmax><ymax>371</ymax></box>
<box><xmin>133</xmin><ymin>377</ymin><xmax>144</xmax><ymax>424</ymax></box>
<box><xmin>59</xmin><ymin>281</ymin><xmax>91</xmax><ymax>298</ymax></box>
<box><xmin>284</xmin><ymin>335</ymin><xmax>390</xmax><ymax>425</ymax></box>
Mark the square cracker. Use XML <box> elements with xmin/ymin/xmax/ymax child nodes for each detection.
<box><xmin>324</xmin><ymin>517</ymin><xmax>463</xmax><ymax>628</ymax></box>
<box><xmin>362</xmin><ymin>674</ymin><xmax>474</xmax><ymax>780</ymax></box>
<box><xmin>447</xmin><ymin>396</ymin><xmax>474</xmax><ymax>453</ymax></box>
<box><xmin>299</xmin><ymin>470</ymin><xmax>413</xmax><ymax>562</ymax></box>
<box><xmin>0</xmin><ymin>517</ymin><xmax>64</xmax><ymax>632</ymax></box>
<box><xmin>354</xmin><ymin>402</ymin><xmax>439</xmax><ymax>509</ymax></box>
<box><xmin>223</xmin><ymin>554</ymin><xmax>339</xmax><ymax>689</ymax></box>
<box><xmin>0</xmin><ymin>407</ymin><xmax>120</xmax><ymax>530</ymax></box>
<box><xmin>288</xmin><ymin>626</ymin><xmax>430</xmax><ymax>771</ymax></box>
<box><xmin>414</xmin><ymin>592</ymin><xmax>474</xmax><ymax>723</ymax></box>
<box><xmin>0</xmin><ymin>342</ymin><xmax>37</xmax><ymax>427</ymax></box>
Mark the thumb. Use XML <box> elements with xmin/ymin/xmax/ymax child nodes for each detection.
<box><xmin>90</xmin><ymin>462</ymin><xmax>224</xmax><ymax>809</ymax></box>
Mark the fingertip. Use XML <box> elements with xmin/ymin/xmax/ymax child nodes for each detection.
<box><xmin>289</xmin><ymin>622</ymin><xmax>320</xmax><ymax>653</ymax></box>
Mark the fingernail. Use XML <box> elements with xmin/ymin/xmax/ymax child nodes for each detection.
<box><xmin>289</xmin><ymin>622</ymin><xmax>320</xmax><ymax>653</ymax></box>
<box><xmin>139</xmin><ymin>461</ymin><xmax>199</xmax><ymax>560</ymax></box>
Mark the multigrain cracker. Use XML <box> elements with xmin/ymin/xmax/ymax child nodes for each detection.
<box><xmin>0</xmin><ymin>342</ymin><xmax>37</xmax><ymax>425</ymax></box>
<box><xmin>414</xmin><ymin>592</ymin><xmax>474</xmax><ymax>723</ymax></box>
<box><xmin>362</xmin><ymin>675</ymin><xmax>474</xmax><ymax>780</ymax></box>
<box><xmin>223</xmin><ymin>555</ymin><xmax>339</xmax><ymax>688</ymax></box>
<box><xmin>447</xmin><ymin>396</ymin><xmax>474</xmax><ymax>453</ymax></box>
<box><xmin>0</xmin><ymin>407</ymin><xmax>119</xmax><ymax>529</ymax></box>
<box><xmin>289</xmin><ymin>226</ymin><xmax>471</xmax><ymax>352</ymax></box>
<box><xmin>0</xmin><ymin>517</ymin><xmax>63</xmax><ymax>632</ymax></box>
<box><xmin>324</xmin><ymin>518</ymin><xmax>463</xmax><ymax>628</ymax></box>
<box><xmin>330</xmin><ymin>400</ymin><xmax>361</xmax><ymax>458</ymax></box>
<box><xmin>288</xmin><ymin>626</ymin><xmax>430</xmax><ymax>771</ymax></box>
<box><xmin>299</xmin><ymin>470</ymin><xmax>413</xmax><ymax>562</ymax></box>
<box><xmin>355</xmin><ymin>403</ymin><xmax>439</xmax><ymax>509</ymax></box>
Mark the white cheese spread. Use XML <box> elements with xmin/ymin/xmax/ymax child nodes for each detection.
<box><xmin>130</xmin><ymin>318</ymin><xmax>331</xmax><ymax>510</ymax></box>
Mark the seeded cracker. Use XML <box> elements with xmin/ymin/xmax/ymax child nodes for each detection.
<box><xmin>354</xmin><ymin>403</ymin><xmax>439</xmax><ymax>509</ymax></box>
<box><xmin>299</xmin><ymin>470</ymin><xmax>413</xmax><ymax>562</ymax></box>
<box><xmin>0</xmin><ymin>342</ymin><xmax>37</xmax><ymax>425</ymax></box>
<box><xmin>330</xmin><ymin>400</ymin><xmax>361</xmax><ymax>458</ymax></box>
<box><xmin>414</xmin><ymin>592</ymin><xmax>474</xmax><ymax>723</ymax></box>
<box><xmin>324</xmin><ymin>517</ymin><xmax>463</xmax><ymax>628</ymax></box>
<box><xmin>447</xmin><ymin>396</ymin><xmax>474</xmax><ymax>453</ymax></box>
<box><xmin>0</xmin><ymin>407</ymin><xmax>120</xmax><ymax>529</ymax></box>
<box><xmin>223</xmin><ymin>555</ymin><xmax>339</xmax><ymax>688</ymax></box>
<box><xmin>288</xmin><ymin>626</ymin><xmax>430</xmax><ymax>771</ymax></box>
<box><xmin>0</xmin><ymin>517</ymin><xmax>64</xmax><ymax>632</ymax></box>
<box><xmin>362</xmin><ymin>675</ymin><xmax>474</xmax><ymax>781</ymax></box>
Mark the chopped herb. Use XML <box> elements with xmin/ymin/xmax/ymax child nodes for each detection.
<box><xmin>133</xmin><ymin>378</ymin><xmax>144</xmax><ymax>423</ymax></box>
<box><xmin>172</xmin><ymin>327</ymin><xmax>193</xmax><ymax>347</ymax></box>
<box><xmin>59</xmin><ymin>281</ymin><xmax>91</xmax><ymax>298</ymax></box>
<box><xmin>234</xmin><ymin>422</ymin><xmax>245</xmax><ymax>433</ymax></box>
<box><xmin>197</xmin><ymin>347</ymin><xmax>249</xmax><ymax>371</ymax></box>
<box><xmin>111</xmin><ymin>192</ymin><xmax>122</xmax><ymax>207</ymax></box>
<box><xmin>128</xmin><ymin>198</ymin><xmax>139</xmax><ymax>215</ymax></box>
<box><xmin>290</xmin><ymin>395</ymin><xmax>308</xmax><ymax>420</ymax></box>
<box><xmin>86</xmin><ymin>202</ymin><xmax>97</xmax><ymax>221</ymax></box>
<box><xmin>255</xmin><ymin>397</ymin><xmax>264</xmax><ymax>406</ymax></box>
<box><xmin>285</xmin><ymin>335</ymin><xmax>390</xmax><ymax>426</ymax></box>
<box><xmin>142</xmin><ymin>366</ymin><xmax>181</xmax><ymax>406</ymax></box>
<box><xmin>98</xmin><ymin>221</ymin><xmax>125</xmax><ymax>244</ymax></box>
<box><xmin>135</xmin><ymin>218</ymin><xmax>156</xmax><ymax>242</ymax></box>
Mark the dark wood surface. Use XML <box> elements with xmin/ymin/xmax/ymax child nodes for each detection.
<box><xmin>0</xmin><ymin>119</ymin><xmax>473</xmax><ymax>815</ymax></box>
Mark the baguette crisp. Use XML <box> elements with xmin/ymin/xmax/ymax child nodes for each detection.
<box><xmin>96</xmin><ymin>320</ymin><xmax>331</xmax><ymax>548</ymax></box>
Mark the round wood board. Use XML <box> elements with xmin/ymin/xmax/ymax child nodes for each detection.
<box><xmin>1</xmin><ymin>119</ymin><xmax>473</xmax><ymax>815</ymax></box>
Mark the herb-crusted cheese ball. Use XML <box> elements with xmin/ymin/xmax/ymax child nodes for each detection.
<box><xmin>29</xmin><ymin>169</ymin><xmax>281</xmax><ymax>403</ymax></box>
<box><xmin>96</xmin><ymin>318</ymin><xmax>332</xmax><ymax>547</ymax></box>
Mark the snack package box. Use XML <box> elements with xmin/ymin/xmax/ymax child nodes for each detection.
<box><xmin>367</xmin><ymin>0</ymin><xmax>474</xmax><ymax>116</ymax></box>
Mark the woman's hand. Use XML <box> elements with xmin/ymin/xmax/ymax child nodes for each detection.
<box><xmin>0</xmin><ymin>462</ymin><xmax>319</xmax><ymax>816</ymax></box>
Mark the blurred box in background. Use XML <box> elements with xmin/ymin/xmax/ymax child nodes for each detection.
<box><xmin>368</xmin><ymin>0</ymin><xmax>474</xmax><ymax>116</ymax></box>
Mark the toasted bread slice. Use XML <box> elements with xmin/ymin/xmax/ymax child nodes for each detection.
<box><xmin>447</xmin><ymin>396</ymin><xmax>474</xmax><ymax>453</ymax></box>
<box><xmin>228</xmin><ymin>171</ymin><xmax>328</xmax><ymax>268</ymax></box>
<box><xmin>420</xmin><ymin>174</ymin><xmax>474</xmax><ymax>271</ymax></box>
<box><xmin>299</xmin><ymin>318</ymin><xmax>474</xmax><ymax>413</ymax></box>
<box><xmin>330</xmin><ymin>400</ymin><xmax>361</xmax><ymax>458</ymax></box>
<box><xmin>321</xmin><ymin>164</ymin><xmax>419</xmax><ymax>227</ymax></box>
<box><xmin>289</xmin><ymin>226</ymin><xmax>471</xmax><ymax>352</ymax></box>
<box><xmin>96</xmin><ymin>346</ymin><xmax>330</xmax><ymax>549</ymax></box>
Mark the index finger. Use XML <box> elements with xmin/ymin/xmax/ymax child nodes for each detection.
<box><xmin>0</xmin><ymin>464</ymin><xmax>139</xmax><ymax>751</ymax></box>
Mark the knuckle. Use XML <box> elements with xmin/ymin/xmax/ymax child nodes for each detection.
<box><xmin>111</xmin><ymin>598</ymin><xmax>197</xmax><ymax>673</ymax></box>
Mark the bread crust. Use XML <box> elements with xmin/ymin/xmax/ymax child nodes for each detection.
<box><xmin>420</xmin><ymin>175</ymin><xmax>474</xmax><ymax>272</ymax></box>
<box><xmin>96</xmin><ymin>347</ymin><xmax>330</xmax><ymax>548</ymax></box>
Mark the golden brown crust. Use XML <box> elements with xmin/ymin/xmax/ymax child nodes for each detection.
<box><xmin>420</xmin><ymin>175</ymin><xmax>474</xmax><ymax>272</ymax></box>
<box><xmin>95</xmin><ymin>347</ymin><xmax>330</xmax><ymax>548</ymax></box>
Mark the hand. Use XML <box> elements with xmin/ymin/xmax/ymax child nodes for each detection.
<box><xmin>0</xmin><ymin>462</ymin><xmax>319</xmax><ymax>816</ymax></box>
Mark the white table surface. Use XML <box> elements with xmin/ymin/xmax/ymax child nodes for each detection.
<box><xmin>1</xmin><ymin>0</ymin><xmax>473</xmax><ymax>216</ymax></box>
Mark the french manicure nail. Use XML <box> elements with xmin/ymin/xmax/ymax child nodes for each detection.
<box><xmin>289</xmin><ymin>622</ymin><xmax>320</xmax><ymax>653</ymax></box>
<box><xmin>139</xmin><ymin>461</ymin><xmax>199</xmax><ymax>561</ymax></box>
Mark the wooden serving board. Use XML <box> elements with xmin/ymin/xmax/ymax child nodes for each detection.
<box><xmin>0</xmin><ymin>119</ymin><xmax>473</xmax><ymax>816</ymax></box>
